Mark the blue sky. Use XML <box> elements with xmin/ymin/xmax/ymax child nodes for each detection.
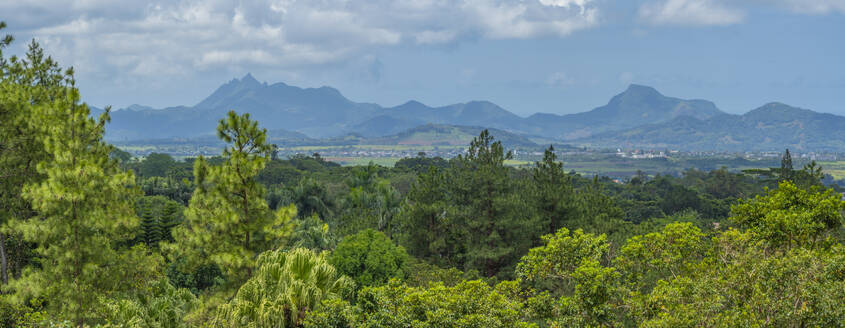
<box><xmin>2</xmin><ymin>0</ymin><xmax>844</xmax><ymax>116</ymax></box>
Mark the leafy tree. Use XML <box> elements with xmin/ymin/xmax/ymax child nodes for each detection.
<box><xmin>516</xmin><ymin>227</ymin><xmax>623</xmax><ymax>327</ymax></box>
<box><xmin>257</xmin><ymin>159</ymin><xmax>301</xmax><ymax>186</ymax></box>
<box><xmin>287</xmin><ymin>215</ymin><xmax>336</xmax><ymax>252</ymax></box>
<box><xmin>394</xmin><ymin>152</ymin><xmax>449</xmax><ymax>172</ymax></box>
<box><xmin>304</xmin><ymin>280</ymin><xmax>537</xmax><ymax>328</ymax></box>
<box><xmin>517</xmin><ymin>228</ymin><xmax>609</xmax><ymax>285</ymax></box>
<box><xmin>614</xmin><ymin>222</ymin><xmax>708</xmax><ymax>293</ymax></box>
<box><xmin>100</xmin><ymin>279</ymin><xmax>197</xmax><ymax>328</ymax></box>
<box><xmin>138</xmin><ymin>153</ymin><xmax>177</xmax><ymax>177</ymax></box>
<box><xmin>215</xmin><ymin>248</ymin><xmax>354</xmax><ymax>327</ymax></box>
<box><xmin>626</xmin><ymin>185</ymin><xmax>845</xmax><ymax>327</ymax></box>
<box><xmin>291</xmin><ymin>178</ymin><xmax>334</xmax><ymax>220</ymax></box>
<box><xmin>330</xmin><ymin>229</ymin><xmax>408</xmax><ymax>287</ymax></box>
<box><xmin>628</xmin><ymin>230</ymin><xmax>845</xmax><ymax>327</ymax></box>
<box><xmin>336</xmin><ymin>164</ymin><xmax>402</xmax><ymax>237</ymax></box>
<box><xmin>165</xmin><ymin>111</ymin><xmax>296</xmax><ymax>286</ymax></box>
<box><xmin>731</xmin><ymin>181</ymin><xmax>844</xmax><ymax>249</ymax></box>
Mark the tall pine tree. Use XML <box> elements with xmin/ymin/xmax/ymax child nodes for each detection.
<box><xmin>8</xmin><ymin>62</ymin><xmax>150</xmax><ymax>325</ymax></box>
<box><xmin>138</xmin><ymin>205</ymin><xmax>161</xmax><ymax>248</ymax></box>
<box><xmin>531</xmin><ymin>145</ymin><xmax>579</xmax><ymax>234</ymax></box>
<box><xmin>780</xmin><ymin>148</ymin><xmax>794</xmax><ymax>182</ymax></box>
<box><xmin>165</xmin><ymin>111</ymin><xmax>295</xmax><ymax>286</ymax></box>
<box><xmin>0</xmin><ymin>28</ymin><xmax>57</xmax><ymax>285</ymax></box>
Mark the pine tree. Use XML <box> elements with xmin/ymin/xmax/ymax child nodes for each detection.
<box><xmin>8</xmin><ymin>64</ymin><xmax>149</xmax><ymax>325</ymax></box>
<box><xmin>165</xmin><ymin>111</ymin><xmax>295</xmax><ymax>286</ymax></box>
<box><xmin>158</xmin><ymin>201</ymin><xmax>182</xmax><ymax>243</ymax></box>
<box><xmin>780</xmin><ymin>148</ymin><xmax>794</xmax><ymax>181</ymax></box>
<box><xmin>532</xmin><ymin>145</ymin><xmax>578</xmax><ymax>234</ymax></box>
<box><xmin>139</xmin><ymin>205</ymin><xmax>161</xmax><ymax>248</ymax></box>
<box><xmin>0</xmin><ymin>28</ymin><xmax>57</xmax><ymax>285</ymax></box>
<box><xmin>398</xmin><ymin>165</ymin><xmax>459</xmax><ymax>267</ymax></box>
<box><xmin>452</xmin><ymin>130</ymin><xmax>541</xmax><ymax>277</ymax></box>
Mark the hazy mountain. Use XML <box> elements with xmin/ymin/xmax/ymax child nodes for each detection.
<box><xmin>350</xmin><ymin>114</ymin><xmax>427</xmax><ymax>138</ymax></box>
<box><xmin>521</xmin><ymin>84</ymin><xmax>724</xmax><ymax>139</ymax></box>
<box><xmin>578</xmin><ymin>103</ymin><xmax>845</xmax><ymax>151</ymax></box>
<box><xmin>103</xmin><ymin>74</ymin><xmax>533</xmax><ymax>140</ymax></box>
<box><xmin>368</xmin><ymin>124</ymin><xmax>536</xmax><ymax>148</ymax></box>
<box><xmin>104</xmin><ymin>74</ymin><xmax>381</xmax><ymax>140</ymax></box>
<box><xmin>100</xmin><ymin>74</ymin><xmax>845</xmax><ymax>152</ymax></box>
<box><xmin>103</xmin><ymin>75</ymin><xmax>723</xmax><ymax>141</ymax></box>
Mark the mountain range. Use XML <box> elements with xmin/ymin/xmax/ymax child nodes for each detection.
<box><xmin>99</xmin><ymin>74</ymin><xmax>844</xmax><ymax>152</ymax></box>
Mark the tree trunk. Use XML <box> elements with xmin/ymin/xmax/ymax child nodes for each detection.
<box><xmin>0</xmin><ymin>233</ymin><xmax>8</xmax><ymax>284</ymax></box>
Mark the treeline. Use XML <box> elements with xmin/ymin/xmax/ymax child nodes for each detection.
<box><xmin>2</xmin><ymin>25</ymin><xmax>844</xmax><ymax>327</ymax></box>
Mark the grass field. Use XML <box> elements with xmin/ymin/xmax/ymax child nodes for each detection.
<box><xmin>284</xmin><ymin>144</ymin><xmax>466</xmax><ymax>152</ymax></box>
<box><xmin>119</xmin><ymin>140</ymin><xmax>821</xmax><ymax>179</ymax></box>
<box><xmin>324</xmin><ymin>157</ymin><xmax>402</xmax><ymax>167</ymax></box>
<box><xmin>818</xmin><ymin>161</ymin><xmax>845</xmax><ymax>179</ymax></box>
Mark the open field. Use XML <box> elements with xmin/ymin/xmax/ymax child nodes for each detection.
<box><xmin>323</xmin><ymin>157</ymin><xmax>402</xmax><ymax>167</ymax></box>
<box><xmin>818</xmin><ymin>161</ymin><xmax>845</xmax><ymax>180</ymax></box>
<box><xmin>117</xmin><ymin>140</ymin><xmax>841</xmax><ymax>180</ymax></box>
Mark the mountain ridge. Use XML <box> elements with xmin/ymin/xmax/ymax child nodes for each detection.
<box><xmin>103</xmin><ymin>74</ymin><xmax>724</xmax><ymax>140</ymax></box>
<box><xmin>577</xmin><ymin>102</ymin><xmax>845</xmax><ymax>151</ymax></box>
<box><xmin>100</xmin><ymin>74</ymin><xmax>844</xmax><ymax>152</ymax></box>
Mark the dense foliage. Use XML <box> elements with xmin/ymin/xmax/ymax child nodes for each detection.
<box><xmin>1</xmin><ymin>24</ymin><xmax>843</xmax><ymax>327</ymax></box>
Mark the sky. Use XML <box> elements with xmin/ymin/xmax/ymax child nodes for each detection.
<box><xmin>2</xmin><ymin>0</ymin><xmax>844</xmax><ymax>116</ymax></box>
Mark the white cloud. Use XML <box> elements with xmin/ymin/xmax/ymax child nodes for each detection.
<box><xmin>0</xmin><ymin>0</ymin><xmax>600</xmax><ymax>79</ymax></box>
<box><xmin>547</xmin><ymin>72</ymin><xmax>576</xmax><ymax>88</ymax></box>
<box><xmin>772</xmin><ymin>0</ymin><xmax>845</xmax><ymax>15</ymax></box>
<box><xmin>639</xmin><ymin>0</ymin><xmax>745</xmax><ymax>26</ymax></box>
<box><xmin>619</xmin><ymin>72</ymin><xmax>636</xmax><ymax>85</ymax></box>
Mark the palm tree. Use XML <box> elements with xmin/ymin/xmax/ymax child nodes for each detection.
<box><xmin>214</xmin><ymin>248</ymin><xmax>354</xmax><ymax>327</ymax></box>
<box><xmin>292</xmin><ymin>178</ymin><xmax>333</xmax><ymax>219</ymax></box>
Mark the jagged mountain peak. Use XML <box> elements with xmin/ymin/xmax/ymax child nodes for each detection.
<box><xmin>241</xmin><ymin>72</ymin><xmax>259</xmax><ymax>85</ymax></box>
<box><xmin>103</xmin><ymin>76</ymin><xmax>845</xmax><ymax>152</ymax></box>
<box><xmin>196</xmin><ymin>73</ymin><xmax>265</xmax><ymax>109</ymax></box>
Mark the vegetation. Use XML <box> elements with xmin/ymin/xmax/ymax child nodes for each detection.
<box><xmin>1</xmin><ymin>25</ymin><xmax>843</xmax><ymax>327</ymax></box>
<box><xmin>164</xmin><ymin>111</ymin><xmax>296</xmax><ymax>287</ymax></box>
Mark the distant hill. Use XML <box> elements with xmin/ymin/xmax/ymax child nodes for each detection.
<box><xmin>369</xmin><ymin>124</ymin><xmax>536</xmax><ymax>148</ymax></box>
<box><xmin>521</xmin><ymin>84</ymin><xmax>724</xmax><ymax>140</ymax></box>
<box><xmin>350</xmin><ymin>115</ymin><xmax>427</xmax><ymax>138</ymax></box>
<box><xmin>115</xmin><ymin>124</ymin><xmax>535</xmax><ymax>155</ymax></box>
<box><xmin>99</xmin><ymin>74</ymin><xmax>845</xmax><ymax>152</ymax></box>
<box><xmin>102</xmin><ymin>76</ymin><xmax>724</xmax><ymax>141</ymax></box>
<box><xmin>577</xmin><ymin>103</ymin><xmax>845</xmax><ymax>152</ymax></box>
<box><xmin>104</xmin><ymin>74</ymin><xmax>381</xmax><ymax>140</ymax></box>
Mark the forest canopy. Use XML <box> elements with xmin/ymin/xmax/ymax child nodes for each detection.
<box><xmin>1</xmin><ymin>23</ymin><xmax>843</xmax><ymax>328</ymax></box>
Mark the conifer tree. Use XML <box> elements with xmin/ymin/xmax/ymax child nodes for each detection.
<box><xmin>452</xmin><ymin>130</ymin><xmax>541</xmax><ymax>277</ymax></box>
<box><xmin>159</xmin><ymin>201</ymin><xmax>182</xmax><ymax>243</ymax></box>
<box><xmin>8</xmin><ymin>66</ymin><xmax>146</xmax><ymax>325</ymax></box>
<box><xmin>780</xmin><ymin>148</ymin><xmax>794</xmax><ymax>181</ymax></box>
<box><xmin>532</xmin><ymin>145</ymin><xmax>578</xmax><ymax>234</ymax></box>
<box><xmin>0</xmin><ymin>27</ymin><xmax>58</xmax><ymax>285</ymax></box>
<box><xmin>165</xmin><ymin>111</ymin><xmax>295</xmax><ymax>286</ymax></box>
<box><xmin>139</xmin><ymin>206</ymin><xmax>161</xmax><ymax>248</ymax></box>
